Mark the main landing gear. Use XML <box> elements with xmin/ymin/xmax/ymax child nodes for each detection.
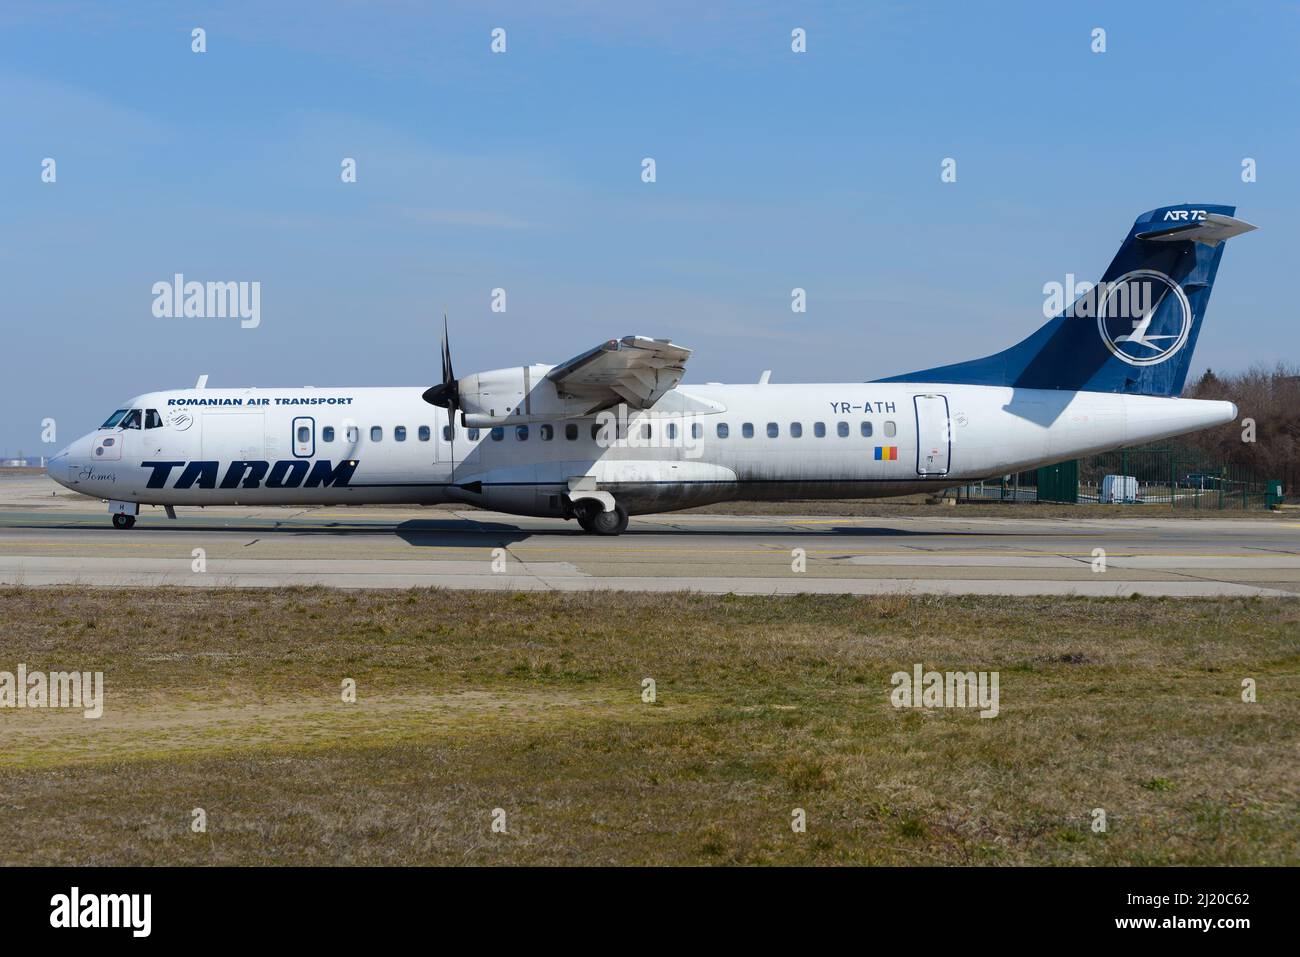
<box><xmin>112</xmin><ymin>513</ymin><xmax>136</xmax><ymax>530</ymax></box>
<box><xmin>575</xmin><ymin>502</ymin><xmax>629</xmax><ymax>536</ymax></box>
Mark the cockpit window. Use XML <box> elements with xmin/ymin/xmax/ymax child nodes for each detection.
<box><xmin>101</xmin><ymin>409</ymin><xmax>128</xmax><ymax>429</ymax></box>
<box><xmin>121</xmin><ymin>409</ymin><xmax>142</xmax><ymax>430</ymax></box>
<box><xmin>145</xmin><ymin>409</ymin><xmax>163</xmax><ymax>429</ymax></box>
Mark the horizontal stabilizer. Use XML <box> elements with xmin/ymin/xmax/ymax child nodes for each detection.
<box><xmin>1135</xmin><ymin>213</ymin><xmax>1256</xmax><ymax>247</ymax></box>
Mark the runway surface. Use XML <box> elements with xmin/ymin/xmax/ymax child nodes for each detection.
<box><xmin>2</xmin><ymin>476</ymin><xmax>1298</xmax><ymax>596</ymax></box>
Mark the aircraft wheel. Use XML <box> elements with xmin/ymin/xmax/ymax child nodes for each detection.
<box><xmin>112</xmin><ymin>513</ymin><xmax>136</xmax><ymax>530</ymax></box>
<box><xmin>588</xmin><ymin>504</ymin><xmax>629</xmax><ymax>536</ymax></box>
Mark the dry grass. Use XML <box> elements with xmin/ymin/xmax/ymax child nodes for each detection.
<box><xmin>0</xmin><ymin>588</ymin><xmax>1296</xmax><ymax>865</ymax></box>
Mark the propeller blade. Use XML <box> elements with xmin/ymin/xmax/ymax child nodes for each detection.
<box><xmin>440</xmin><ymin>313</ymin><xmax>454</xmax><ymax>384</ymax></box>
<box><xmin>422</xmin><ymin>312</ymin><xmax>460</xmax><ymax>410</ymax></box>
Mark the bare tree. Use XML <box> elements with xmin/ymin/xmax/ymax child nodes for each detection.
<box><xmin>1181</xmin><ymin>363</ymin><xmax>1300</xmax><ymax>494</ymax></box>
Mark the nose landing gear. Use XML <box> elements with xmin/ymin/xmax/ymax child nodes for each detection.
<box><xmin>109</xmin><ymin>500</ymin><xmax>139</xmax><ymax>529</ymax></box>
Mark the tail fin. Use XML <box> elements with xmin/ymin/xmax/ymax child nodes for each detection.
<box><xmin>880</xmin><ymin>204</ymin><xmax>1256</xmax><ymax>396</ymax></box>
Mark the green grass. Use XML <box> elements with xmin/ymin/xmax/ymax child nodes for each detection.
<box><xmin>0</xmin><ymin>588</ymin><xmax>1296</xmax><ymax>865</ymax></box>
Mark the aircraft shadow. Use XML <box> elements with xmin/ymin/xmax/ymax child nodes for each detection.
<box><xmin>393</xmin><ymin>521</ymin><xmax>1032</xmax><ymax>545</ymax></box>
<box><xmin>5</xmin><ymin>517</ymin><xmax>1050</xmax><ymax>545</ymax></box>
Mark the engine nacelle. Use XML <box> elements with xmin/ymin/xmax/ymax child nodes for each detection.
<box><xmin>458</xmin><ymin>364</ymin><xmax>596</xmax><ymax>427</ymax></box>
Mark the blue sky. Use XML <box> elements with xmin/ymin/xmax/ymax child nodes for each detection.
<box><xmin>3</xmin><ymin>0</ymin><xmax>1297</xmax><ymax>456</ymax></box>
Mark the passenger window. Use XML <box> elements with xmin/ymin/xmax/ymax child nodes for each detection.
<box><xmin>322</xmin><ymin>427</ymin><xmax>335</xmax><ymax>442</ymax></box>
<box><xmin>145</xmin><ymin>409</ymin><xmax>163</xmax><ymax>429</ymax></box>
<box><xmin>716</xmin><ymin>423</ymin><xmax>729</xmax><ymax>439</ymax></box>
<box><xmin>370</xmin><ymin>426</ymin><xmax>382</xmax><ymax>442</ymax></box>
<box><xmin>441</xmin><ymin>426</ymin><xmax>452</xmax><ymax>441</ymax></box>
<box><xmin>297</xmin><ymin>426</ymin><xmax>311</xmax><ymax>443</ymax></box>
<box><xmin>742</xmin><ymin>423</ymin><xmax>754</xmax><ymax>438</ymax></box>
<box><xmin>691</xmin><ymin>422</ymin><xmax>703</xmax><ymax>440</ymax></box>
<box><xmin>516</xmin><ymin>425</ymin><xmax>529</xmax><ymax>441</ymax></box>
<box><xmin>345</xmin><ymin>426</ymin><xmax>358</xmax><ymax>443</ymax></box>
<box><xmin>814</xmin><ymin>422</ymin><xmax>826</xmax><ymax>438</ymax></box>
<box><xmin>837</xmin><ymin>422</ymin><xmax>849</xmax><ymax>437</ymax></box>
<box><xmin>790</xmin><ymin>422</ymin><xmax>802</xmax><ymax>438</ymax></box>
<box><xmin>122</xmin><ymin>409</ymin><xmax>142</xmax><ymax>430</ymax></box>
<box><xmin>884</xmin><ymin>420</ymin><xmax>897</xmax><ymax>437</ymax></box>
<box><xmin>395</xmin><ymin>426</ymin><xmax>407</xmax><ymax>442</ymax></box>
<box><xmin>541</xmin><ymin>424</ymin><xmax>554</xmax><ymax>440</ymax></box>
<box><xmin>419</xmin><ymin>426</ymin><xmax>431</xmax><ymax>441</ymax></box>
<box><xmin>468</xmin><ymin>428</ymin><xmax>481</xmax><ymax>441</ymax></box>
<box><xmin>490</xmin><ymin>428</ymin><xmax>504</xmax><ymax>441</ymax></box>
<box><xmin>860</xmin><ymin>421</ymin><xmax>873</xmax><ymax>437</ymax></box>
<box><xmin>666</xmin><ymin>423</ymin><xmax>678</xmax><ymax>440</ymax></box>
<box><xmin>641</xmin><ymin>423</ymin><xmax>652</xmax><ymax>440</ymax></box>
<box><xmin>766</xmin><ymin>423</ymin><xmax>778</xmax><ymax>438</ymax></box>
<box><xmin>565</xmin><ymin>423</ymin><xmax>578</xmax><ymax>440</ymax></box>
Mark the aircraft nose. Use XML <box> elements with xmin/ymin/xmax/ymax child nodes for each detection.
<box><xmin>47</xmin><ymin>434</ymin><xmax>93</xmax><ymax>489</ymax></box>
<box><xmin>47</xmin><ymin>451</ymin><xmax>71</xmax><ymax>489</ymax></box>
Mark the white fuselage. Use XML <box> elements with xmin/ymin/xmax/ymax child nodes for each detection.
<box><xmin>49</xmin><ymin>383</ymin><xmax>1237</xmax><ymax>518</ymax></box>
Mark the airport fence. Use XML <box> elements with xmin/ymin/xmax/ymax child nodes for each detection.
<box><xmin>952</xmin><ymin>446</ymin><xmax>1280</xmax><ymax>510</ymax></box>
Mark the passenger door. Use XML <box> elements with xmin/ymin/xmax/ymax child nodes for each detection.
<box><xmin>913</xmin><ymin>394</ymin><xmax>951</xmax><ymax>476</ymax></box>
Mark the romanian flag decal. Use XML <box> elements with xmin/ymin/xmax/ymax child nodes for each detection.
<box><xmin>874</xmin><ymin>446</ymin><xmax>899</xmax><ymax>461</ymax></box>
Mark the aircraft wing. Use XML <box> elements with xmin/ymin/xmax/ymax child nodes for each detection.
<box><xmin>545</xmin><ymin>336</ymin><xmax>692</xmax><ymax>410</ymax></box>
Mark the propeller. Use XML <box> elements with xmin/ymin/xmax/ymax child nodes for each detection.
<box><xmin>421</xmin><ymin>313</ymin><xmax>460</xmax><ymax>481</ymax></box>
<box><xmin>421</xmin><ymin>313</ymin><xmax>460</xmax><ymax>414</ymax></box>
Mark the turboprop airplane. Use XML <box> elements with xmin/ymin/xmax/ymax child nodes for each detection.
<box><xmin>49</xmin><ymin>204</ymin><xmax>1253</xmax><ymax>534</ymax></box>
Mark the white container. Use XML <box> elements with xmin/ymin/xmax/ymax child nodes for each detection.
<box><xmin>1100</xmin><ymin>474</ymin><xmax>1139</xmax><ymax>504</ymax></box>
